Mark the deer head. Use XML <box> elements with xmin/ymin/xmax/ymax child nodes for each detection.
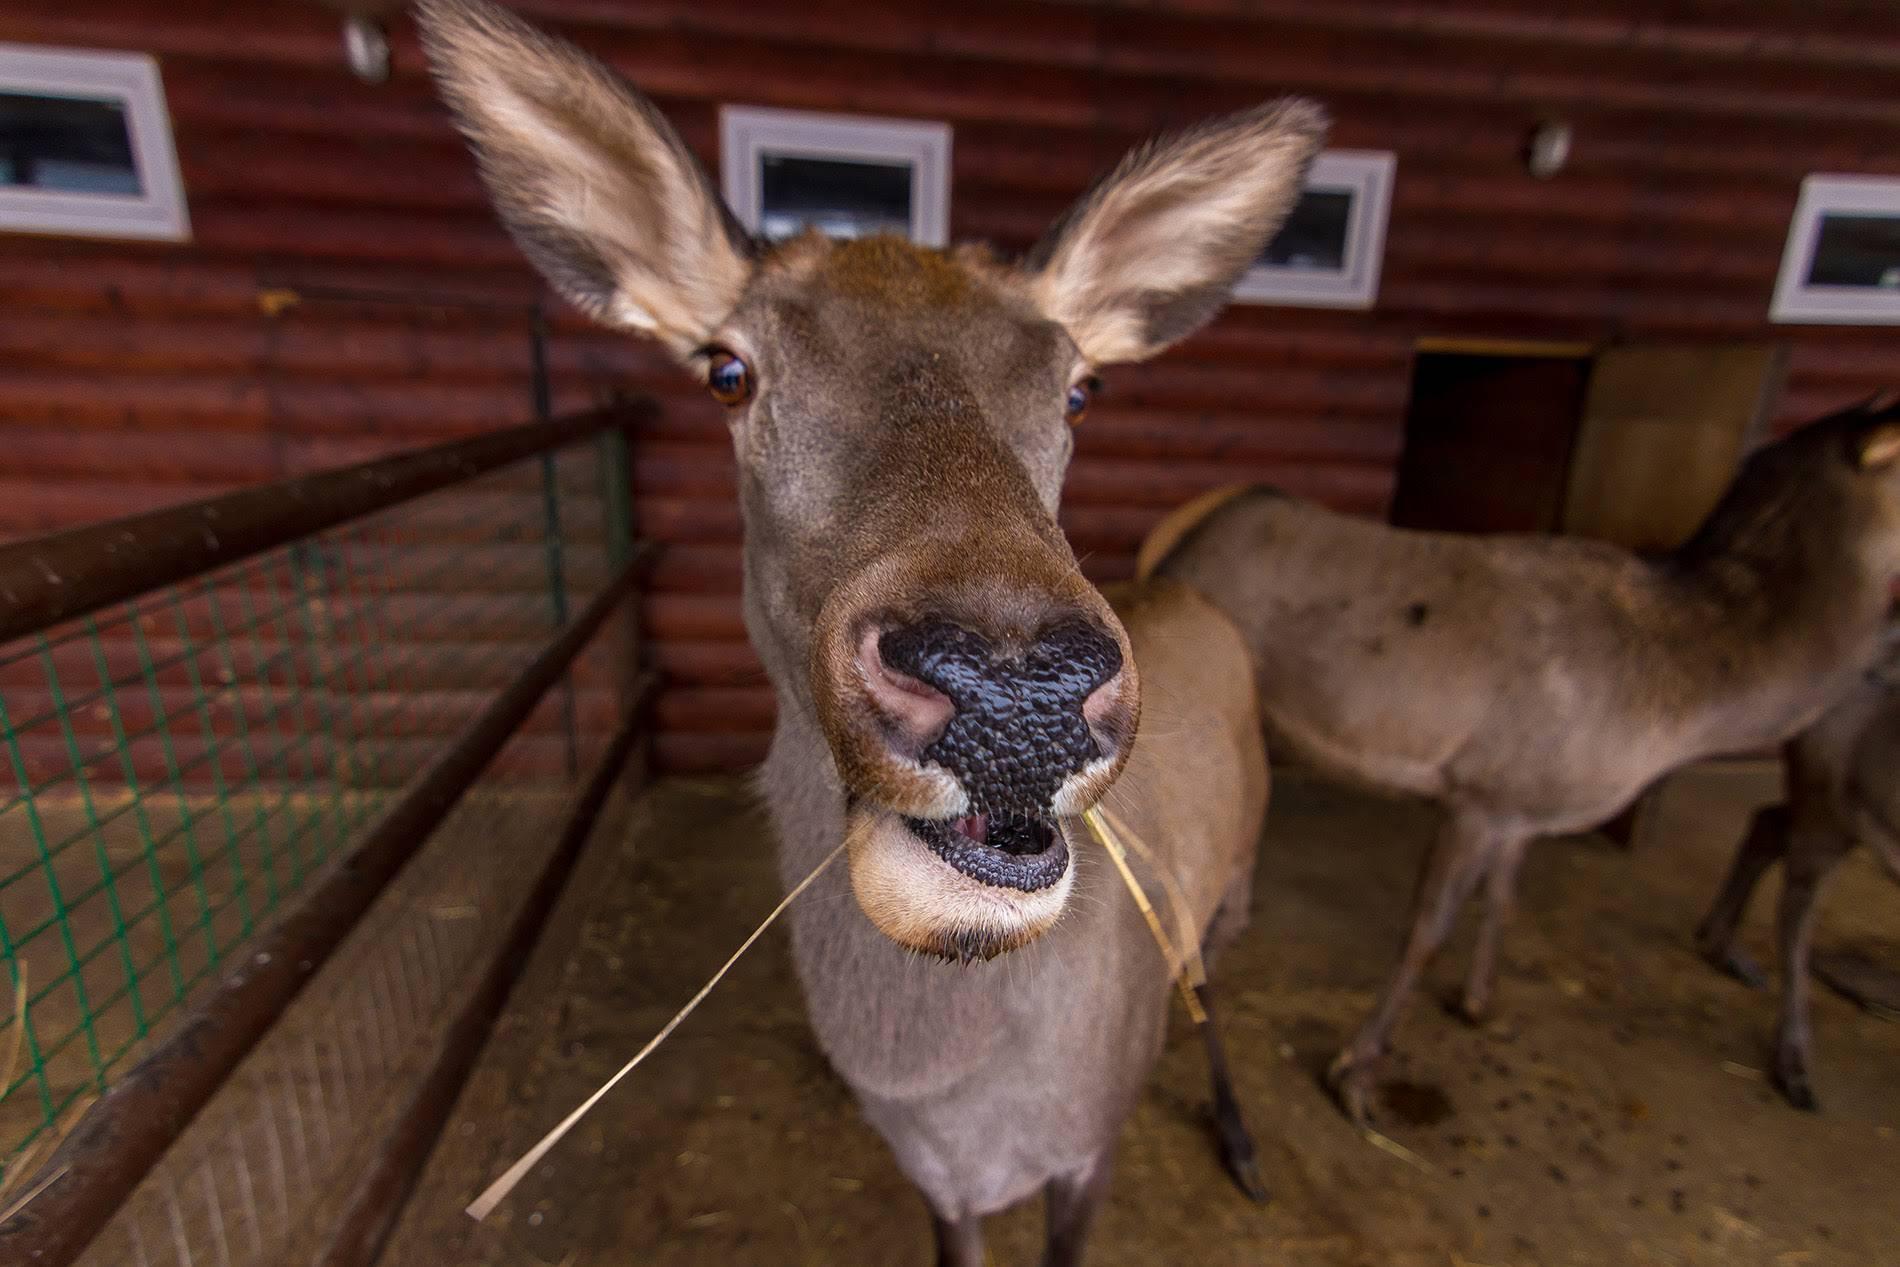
<box><xmin>1680</xmin><ymin>395</ymin><xmax>1900</xmax><ymax>598</ymax></box>
<box><xmin>1847</xmin><ymin>398</ymin><xmax>1900</xmax><ymax>582</ymax></box>
<box><xmin>421</xmin><ymin>0</ymin><xmax>1325</xmax><ymax>960</ymax></box>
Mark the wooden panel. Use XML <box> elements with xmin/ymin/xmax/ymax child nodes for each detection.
<box><xmin>1390</xmin><ymin>353</ymin><xmax>1594</xmax><ymax>535</ymax></box>
<box><xmin>1</xmin><ymin>0</ymin><xmax>1898</xmax><ymax>772</ymax></box>
<box><xmin>1562</xmin><ymin>344</ymin><xmax>1788</xmax><ymax>551</ymax></box>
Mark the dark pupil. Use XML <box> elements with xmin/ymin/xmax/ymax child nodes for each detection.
<box><xmin>713</xmin><ymin>360</ymin><xmax>744</xmax><ymax>393</ymax></box>
<box><xmin>1067</xmin><ymin>386</ymin><xmax>1087</xmax><ymax>414</ymax></box>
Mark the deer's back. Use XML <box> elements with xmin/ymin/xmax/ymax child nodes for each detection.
<box><xmin>1153</xmin><ymin>491</ymin><xmax>1760</xmax><ymax>829</ymax></box>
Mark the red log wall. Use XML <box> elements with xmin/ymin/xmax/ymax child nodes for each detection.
<box><xmin>2</xmin><ymin>0</ymin><xmax>1897</xmax><ymax>773</ymax></box>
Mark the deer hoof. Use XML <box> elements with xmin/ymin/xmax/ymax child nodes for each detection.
<box><xmin>1226</xmin><ymin>1151</ymin><xmax>1271</xmax><ymax>1206</ymax></box>
<box><xmin>1773</xmin><ymin>1050</ymin><xmax>1820</xmax><ymax>1112</ymax></box>
<box><xmin>1699</xmin><ymin>941</ymin><xmax>1768</xmax><ymax>990</ymax></box>
<box><xmin>1325</xmin><ymin>1050</ymin><xmax>1377</xmax><ymax>1128</ymax></box>
<box><xmin>1211</xmin><ymin>1109</ymin><xmax>1270</xmax><ymax>1205</ymax></box>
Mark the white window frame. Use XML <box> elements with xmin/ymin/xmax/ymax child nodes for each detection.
<box><xmin>719</xmin><ymin>105</ymin><xmax>951</xmax><ymax>247</ymax></box>
<box><xmin>1232</xmin><ymin>150</ymin><xmax>1395</xmax><ymax>310</ymax></box>
<box><xmin>0</xmin><ymin>44</ymin><xmax>190</xmax><ymax>242</ymax></box>
<box><xmin>1770</xmin><ymin>174</ymin><xmax>1900</xmax><ymax>326</ymax></box>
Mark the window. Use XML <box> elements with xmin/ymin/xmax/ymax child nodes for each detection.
<box><xmin>1232</xmin><ymin>150</ymin><xmax>1395</xmax><ymax>309</ymax></box>
<box><xmin>0</xmin><ymin>44</ymin><xmax>188</xmax><ymax>241</ymax></box>
<box><xmin>720</xmin><ymin>106</ymin><xmax>950</xmax><ymax>246</ymax></box>
<box><xmin>1771</xmin><ymin>175</ymin><xmax>1900</xmax><ymax>325</ymax></box>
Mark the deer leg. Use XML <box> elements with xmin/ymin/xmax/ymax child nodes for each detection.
<box><xmin>1866</xmin><ymin>821</ymin><xmax>1900</xmax><ymax>886</ymax></box>
<box><xmin>1328</xmin><ymin>813</ymin><xmax>1498</xmax><ymax>1127</ymax></box>
<box><xmin>1193</xmin><ymin>982</ymin><xmax>1270</xmax><ymax>1204</ymax></box>
<box><xmin>932</xmin><ymin>1209</ymin><xmax>985</xmax><ymax>1267</ymax></box>
<box><xmin>1811</xmin><ymin>821</ymin><xmax>1900</xmax><ymax>1014</ymax></box>
<box><xmin>1695</xmin><ymin>804</ymin><xmax>1791</xmax><ymax>989</ymax></box>
<box><xmin>1458</xmin><ymin>835</ymin><xmax>1531</xmax><ymax>1024</ymax></box>
<box><xmin>1042</xmin><ymin>1155</ymin><xmax>1113</xmax><ymax>1267</ymax></box>
<box><xmin>1771</xmin><ymin>827</ymin><xmax>1853</xmax><ymax>1111</ymax></box>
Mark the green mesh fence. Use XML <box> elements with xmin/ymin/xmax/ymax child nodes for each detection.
<box><xmin>0</xmin><ymin>428</ymin><xmax>631</xmax><ymax>1179</ymax></box>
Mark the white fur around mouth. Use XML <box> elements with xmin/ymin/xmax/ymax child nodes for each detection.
<box><xmin>844</xmin><ymin>809</ymin><xmax>1076</xmax><ymax>961</ymax></box>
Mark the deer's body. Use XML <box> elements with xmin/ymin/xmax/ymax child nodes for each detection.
<box><xmin>422</xmin><ymin>2</ymin><xmax>1323</xmax><ymax>1257</ymax></box>
<box><xmin>1145</xmin><ymin>404</ymin><xmax>1900</xmax><ymax>1124</ymax></box>
<box><xmin>1153</xmin><ymin>491</ymin><xmax>1874</xmax><ymax>830</ymax></box>
<box><xmin>766</xmin><ymin>579</ymin><xmax>1268</xmax><ymax>1224</ymax></box>
<box><xmin>1697</xmin><ymin>639</ymin><xmax>1900</xmax><ymax>1109</ymax></box>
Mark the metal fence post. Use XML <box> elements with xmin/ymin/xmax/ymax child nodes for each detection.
<box><xmin>530</xmin><ymin>308</ymin><xmax>580</xmax><ymax>779</ymax></box>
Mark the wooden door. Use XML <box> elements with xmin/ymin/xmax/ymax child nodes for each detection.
<box><xmin>1389</xmin><ymin>352</ymin><xmax>1593</xmax><ymax>534</ymax></box>
<box><xmin>1560</xmin><ymin>344</ymin><xmax>1788</xmax><ymax>553</ymax></box>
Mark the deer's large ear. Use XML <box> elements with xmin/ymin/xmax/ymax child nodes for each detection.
<box><xmin>418</xmin><ymin>0</ymin><xmax>752</xmax><ymax>356</ymax></box>
<box><xmin>1027</xmin><ymin>100</ymin><xmax>1328</xmax><ymax>365</ymax></box>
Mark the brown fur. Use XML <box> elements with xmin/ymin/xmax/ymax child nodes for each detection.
<box><xmin>1149</xmin><ymin>398</ymin><xmax>1900</xmax><ymax>1125</ymax></box>
<box><xmin>1135</xmin><ymin>483</ymin><xmax>1254</xmax><ymax>581</ymax></box>
<box><xmin>768</xmin><ymin>578</ymin><xmax>1270</xmax><ymax>1253</ymax></box>
<box><xmin>420</xmin><ymin>1</ymin><xmax>1324</xmax><ymax>1257</ymax></box>
<box><xmin>1697</xmin><ymin>630</ymin><xmax>1900</xmax><ymax>1109</ymax></box>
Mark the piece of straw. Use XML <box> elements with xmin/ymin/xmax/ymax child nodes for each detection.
<box><xmin>0</xmin><ymin>1162</ymin><xmax>66</xmax><ymax>1225</ymax></box>
<box><xmin>1361</xmin><ymin>1126</ymin><xmax>1435</xmax><ymax>1174</ymax></box>
<box><xmin>0</xmin><ymin>1089</ymin><xmax>93</xmax><ymax>1213</ymax></box>
<box><xmin>1</xmin><ymin>965</ymin><xmax>27</xmax><ymax>1104</ymax></box>
<box><xmin>466</xmin><ymin>840</ymin><xmax>846</xmax><ymax>1222</ymax></box>
<box><xmin>1082</xmin><ymin>807</ymin><xmax>1206</xmax><ymax>1026</ymax></box>
<box><xmin>1096</xmin><ymin>804</ymin><xmax>1207</xmax><ymax>989</ymax></box>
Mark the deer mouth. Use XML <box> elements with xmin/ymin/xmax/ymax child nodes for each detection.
<box><xmin>904</xmin><ymin>813</ymin><xmax>1068</xmax><ymax>892</ymax></box>
<box><xmin>843</xmin><ymin>807</ymin><xmax>1076</xmax><ymax>960</ymax></box>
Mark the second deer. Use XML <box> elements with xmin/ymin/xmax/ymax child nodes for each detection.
<box><xmin>1697</xmin><ymin>627</ymin><xmax>1900</xmax><ymax>1110</ymax></box>
<box><xmin>1145</xmin><ymin>399</ymin><xmax>1900</xmax><ymax>1125</ymax></box>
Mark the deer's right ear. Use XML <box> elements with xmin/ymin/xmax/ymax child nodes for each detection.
<box><xmin>418</xmin><ymin>0</ymin><xmax>752</xmax><ymax>357</ymax></box>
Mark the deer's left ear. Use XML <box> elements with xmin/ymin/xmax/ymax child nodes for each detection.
<box><xmin>1027</xmin><ymin>99</ymin><xmax>1328</xmax><ymax>366</ymax></box>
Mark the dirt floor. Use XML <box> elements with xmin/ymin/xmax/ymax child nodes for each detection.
<box><xmin>383</xmin><ymin>765</ymin><xmax>1900</xmax><ymax>1267</ymax></box>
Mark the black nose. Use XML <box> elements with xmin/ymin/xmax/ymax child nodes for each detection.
<box><xmin>877</xmin><ymin>618</ymin><xmax>1123</xmax><ymax>817</ymax></box>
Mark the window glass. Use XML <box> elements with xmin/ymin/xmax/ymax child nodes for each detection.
<box><xmin>1262</xmin><ymin>188</ymin><xmax>1354</xmax><ymax>271</ymax></box>
<box><xmin>758</xmin><ymin>154</ymin><xmax>912</xmax><ymax>242</ymax></box>
<box><xmin>0</xmin><ymin>90</ymin><xmax>141</xmax><ymax>196</ymax></box>
<box><xmin>1805</xmin><ymin>213</ymin><xmax>1900</xmax><ymax>290</ymax></box>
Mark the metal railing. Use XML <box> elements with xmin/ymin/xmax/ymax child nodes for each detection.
<box><xmin>0</xmin><ymin>401</ymin><xmax>658</xmax><ymax>1266</ymax></box>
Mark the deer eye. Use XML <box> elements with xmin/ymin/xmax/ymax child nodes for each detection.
<box><xmin>1065</xmin><ymin>378</ymin><xmax>1097</xmax><ymax>424</ymax></box>
<box><xmin>706</xmin><ymin>351</ymin><xmax>753</xmax><ymax>406</ymax></box>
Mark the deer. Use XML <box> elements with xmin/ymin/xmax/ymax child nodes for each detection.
<box><xmin>1696</xmin><ymin>623</ymin><xmax>1900</xmax><ymax>1111</ymax></box>
<box><xmin>1140</xmin><ymin>397</ymin><xmax>1900</xmax><ymax>1127</ymax></box>
<box><xmin>418</xmin><ymin>2</ymin><xmax>1320</xmax><ymax>1261</ymax></box>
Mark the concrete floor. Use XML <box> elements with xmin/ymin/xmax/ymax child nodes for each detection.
<box><xmin>383</xmin><ymin>765</ymin><xmax>1900</xmax><ymax>1266</ymax></box>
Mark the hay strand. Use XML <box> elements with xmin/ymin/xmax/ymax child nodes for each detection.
<box><xmin>1082</xmin><ymin>807</ymin><xmax>1205</xmax><ymax>1025</ymax></box>
<box><xmin>0</xmin><ymin>1162</ymin><xmax>67</xmax><ymax>1225</ymax></box>
<box><xmin>466</xmin><ymin>840</ymin><xmax>846</xmax><ymax>1223</ymax></box>
<box><xmin>0</xmin><ymin>1090</ymin><xmax>94</xmax><ymax>1214</ymax></box>
<box><xmin>1096</xmin><ymin>804</ymin><xmax>1207</xmax><ymax>989</ymax></box>
<box><xmin>1361</xmin><ymin>1126</ymin><xmax>1435</xmax><ymax>1174</ymax></box>
<box><xmin>1</xmin><ymin>965</ymin><xmax>27</xmax><ymax>1104</ymax></box>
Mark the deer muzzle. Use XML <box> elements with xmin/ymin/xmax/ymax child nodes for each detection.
<box><xmin>809</xmin><ymin>551</ymin><xmax>1138</xmax><ymax>959</ymax></box>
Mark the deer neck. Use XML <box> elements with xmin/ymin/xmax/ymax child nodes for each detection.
<box><xmin>756</xmin><ymin>700</ymin><xmax>1073</xmax><ymax>1099</ymax></box>
<box><xmin>1668</xmin><ymin>492</ymin><xmax>1886</xmax><ymax>655</ymax></box>
<box><xmin>1659</xmin><ymin>494</ymin><xmax>1891</xmax><ymax>744</ymax></box>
